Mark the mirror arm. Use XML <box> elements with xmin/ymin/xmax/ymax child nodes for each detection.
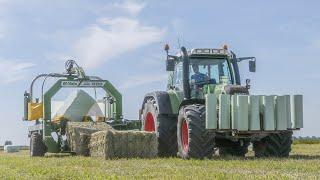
<box><xmin>237</xmin><ymin>57</ymin><xmax>256</xmax><ymax>62</ymax></box>
<box><xmin>168</xmin><ymin>55</ymin><xmax>178</xmax><ymax>60</ymax></box>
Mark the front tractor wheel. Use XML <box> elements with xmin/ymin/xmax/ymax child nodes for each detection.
<box><xmin>177</xmin><ymin>104</ymin><xmax>215</xmax><ymax>159</ymax></box>
<box><xmin>141</xmin><ymin>97</ymin><xmax>177</xmax><ymax>157</ymax></box>
<box><xmin>30</xmin><ymin>132</ymin><xmax>47</xmax><ymax>157</ymax></box>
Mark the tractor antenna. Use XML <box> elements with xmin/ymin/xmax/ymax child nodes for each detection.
<box><xmin>177</xmin><ymin>37</ymin><xmax>181</xmax><ymax>49</ymax></box>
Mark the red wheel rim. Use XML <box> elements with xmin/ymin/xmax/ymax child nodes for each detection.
<box><xmin>144</xmin><ymin>112</ymin><xmax>155</xmax><ymax>131</ymax></box>
<box><xmin>181</xmin><ymin>119</ymin><xmax>189</xmax><ymax>152</ymax></box>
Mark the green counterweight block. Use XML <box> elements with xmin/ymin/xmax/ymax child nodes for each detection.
<box><xmin>207</xmin><ymin>94</ymin><xmax>303</xmax><ymax>131</ymax></box>
<box><xmin>275</xmin><ymin>96</ymin><xmax>287</xmax><ymax>130</ymax></box>
<box><xmin>205</xmin><ymin>94</ymin><xmax>217</xmax><ymax>129</ymax></box>
<box><xmin>261</xmin><ymin>96</ymin><xmax>275</xmax><ymax>131</ymax></box>
<box><xmin>284</xmin><ymin>95</ymin><xmax>292</xmax><ymax>129</ymax></box>
<box><xmin>237</xmin><ymin>95</ymin><xmax>249</xmax><ymax>131</ymax></box>
<box><xmin>291</xmin><ymin>95</ymin><xmax>303</xmax><ymax>129</ymax></box>
<box><xmin>232</xmin><ymin>95</ymin><xmax>249</xmax><ymax>131</ymax></box>
<box><xmin>249</xmin><ymin>95</ymin><xmax>260</xmax><ymax>131</ymax></box>
<box><xmin>231</xmin><ymin>95</ymin><xmax>238</xmax><ymax>129</ymax></box>
<box><xmin>219</xmin><ymin>94</ymin><xmax>231</xmax><ymax>129</ymax></box>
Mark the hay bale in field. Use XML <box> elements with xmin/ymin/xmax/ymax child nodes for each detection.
<box><xmin>90</xmin><ymin>130</ymin><xmax>158</xmax><ymax>159</ymax></box>
<box><xmin>66</xmin><ymin>122</ymin><xmax>113</xmax><ymax>131</ymax></box>
<box><xmin>90</xmin><ymin>131</ymin><xmax>114</xmax><ymax>158</ymax></box>
<box><xmin>66</xmin><ymin>122</ymin><xmax>113</xmax><ymax>156</ymax></box>
<box><xmin>4</xmin><ymin>145</ymin><xmax>20</xmax><ymax>153</ymax></box>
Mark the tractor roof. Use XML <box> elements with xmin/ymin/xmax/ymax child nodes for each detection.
<box><xmin>176</xmin><ymin>48</ymin><xmax>229</xmax><ymax>58</ymax></box>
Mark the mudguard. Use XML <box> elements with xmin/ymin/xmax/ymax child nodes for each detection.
<box><xmin>141</xmin><ymin>91</ymin><xmax>173</xmax><ymax>115</ymax></box>
<box><xmin>179</xmin><ymin>99</ymin><xmax>205</xmax><ymax>110</ymax></box>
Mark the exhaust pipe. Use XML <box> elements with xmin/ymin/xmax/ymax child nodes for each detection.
<box><xmin>181</xmin><ymin>47</ymin><xmax>191</xmax><ymax>100</ymax></box>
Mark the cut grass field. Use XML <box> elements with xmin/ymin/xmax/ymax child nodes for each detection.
<box><xmin>0</xmin><ymin>143</ymin><xmax>320</xmax><ymax>179</ymax></box>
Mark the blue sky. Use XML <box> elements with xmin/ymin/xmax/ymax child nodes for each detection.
<box><xmin>0</xmin><ymin>0</ymin><xmax>319</xmax><ymax>145</ymax></box>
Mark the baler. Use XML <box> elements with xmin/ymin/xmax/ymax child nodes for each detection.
<box><xmin>23</xmin><ymin>60</ymin><xmax>140</xmax><ymax>156</ymax></box>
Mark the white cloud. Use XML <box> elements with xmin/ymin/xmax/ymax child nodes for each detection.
<box><xmin>101</xmin><ymin>0</ymin><xmax>146</xmax><ymax>16</ymax></box>
<box><xmin>0</xmin><ymin>0</ymin><xmax>8</xmax><ymax>6</ymax></box>
<box><xmin>47</xmin><ymin>0</ymin><xmax>165</xmax><ymax>69</ymax></box>
<box><xmin>0</xmin><ymin>1</ymin><xmax>7</xmax><ymax>39</ymax></box>
<box><xmin>69</xmin><ymin>17</ymin><xmax>165</xmax><ymax>68</ymax></box>
<box><xmin>0</xmin><ymin>60</ymin><xmax>35</xmax><ymax>83</ymax></box>
<box><xmin>115</xmin><ymin>0</ymin><xmax>146</xmax><ymax>15</ymax></box>
<box><xmin>119</xmin><ymin>73</ymin><xmax>167</xmax><ymax>90</ymax></box>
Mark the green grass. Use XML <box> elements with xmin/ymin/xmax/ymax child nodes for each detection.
<box><xmin>1</xmin><ymin>144</ymin><xmax>320</xmax><ymax>179</ymax></box>
<box><xmin>293</xmin><ymin>139</ymin><xmax>320</xmax><ymax>145</ymax></box>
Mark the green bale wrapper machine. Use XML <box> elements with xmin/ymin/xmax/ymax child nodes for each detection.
<box><xmin>23</xmin><ymin>60</ymin><xmax>140</xmax><ymax>156</ymax></box>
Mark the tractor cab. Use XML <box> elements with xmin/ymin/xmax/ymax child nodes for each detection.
<box><xmin>166</xmin><ymin>45</ymin><xmax>256</xmax><ymax>99</ymax></box>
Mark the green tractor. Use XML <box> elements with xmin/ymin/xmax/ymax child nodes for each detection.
<box><xmin>140</xmin><ymin>45</ymin><xmax>303</xmax><ymax>159</ymax></box>
<box><xmin>24</xmin><ymin>60</ymin><xmax>140</xmax><ymax>156</ymax></box>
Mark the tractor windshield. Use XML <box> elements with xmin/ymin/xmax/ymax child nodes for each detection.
<box><xmin>189</xmin><ymin>58</ymin><xmax>232</xmax><ymax>85</ymax></box>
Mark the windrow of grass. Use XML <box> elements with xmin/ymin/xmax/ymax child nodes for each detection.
<box><xmin>0</xmin><ymin>144</ymin><xmax>319</xmax><ymax>179</ymax></box>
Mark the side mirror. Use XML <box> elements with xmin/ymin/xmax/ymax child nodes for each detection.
<box><xmin>249</xmin><ymin>60</ymin><xmax>256</xmax><ymax>72</ymax></box>
<box><xmin>245</xmin><ymin>79</ymin><xmax>251</xmax><ymax>89</ymax></box>
<box><xmin>164</xmin><ymin>43</ymin><xmax>175</xmax><ymax>71</ymax></box>
<box><xmin>166</xmin><ymin>59</ymin><xmax>175</xmax><ymax>71</ymax></box>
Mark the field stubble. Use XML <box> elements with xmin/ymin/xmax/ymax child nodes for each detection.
<box><xmin>0</xmin><ymin>143</ymin><xmax>319</xmax><ymax>179</ymax></box>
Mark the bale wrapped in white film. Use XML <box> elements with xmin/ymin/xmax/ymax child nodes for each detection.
<box><xmin>53</xmin><ymin>90</ymin><xmax>103</xmax><ymax>121</ymax></box>
<box><xmin>4</xmin><ymin>145</ymin><xmax>20</xmax><ymax>153</ymax></box>
<box><xmin>51</xmin><ymin>101</ymin><xmax>64</xmax><ymax>117</ymax></box>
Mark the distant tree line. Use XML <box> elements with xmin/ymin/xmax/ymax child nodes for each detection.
<box><xmin>293</xmin><ymin>136</ymin><xmax>320</xmax><ymax>144</ymax></box>
<box><xmin>293</xmin><ymin>136</ymin><xmax>320</xmax><ymax>140</ymax></box>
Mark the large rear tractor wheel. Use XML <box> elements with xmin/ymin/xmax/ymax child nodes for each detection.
<box><xmin>30</xmin><ymin>132</ymin><xmax>47</xmax><ymax>157</ymax></box>
<box><xmin>177</xmin><ymin>104</ymin><xmax>215</xmax><ymax>159</ymax></box>
<box><xmin>219</xmin><ymin>140</ymin><xmax>249</xmax><ymax>157</ymax></box>
<box><xmin>141</xmin><ymin>97</ymin><xmax>177</xmax><ymax>157</ymax></box>
<box><xmin>253</xmin><ymin>131</ymin><xmax>293</xmax><ymax>158</ymax></box>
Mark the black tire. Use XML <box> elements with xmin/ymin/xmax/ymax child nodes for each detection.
<box><xmin>253</xmin><ymin>131</ymin><xmax>293</xmax><ymax>158</ymax></box>
<box><xmin>141</xmin><ymin>97</ymin><xmax>177</xmax><ymax>157</ymax></box>
<box><xmin>219</xmin><ymin>140</ymin><xmax>249</xmax><ymax>157</ymax></box>
<box><xmin>177</xmin><ymin>104</ymin><xmax>215</xmax><ymax>159</ymax></box>
<box><xmin>30</xmin><ymin>132</ymin><xmax>47</xmax><ymax>157</ymax></box>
